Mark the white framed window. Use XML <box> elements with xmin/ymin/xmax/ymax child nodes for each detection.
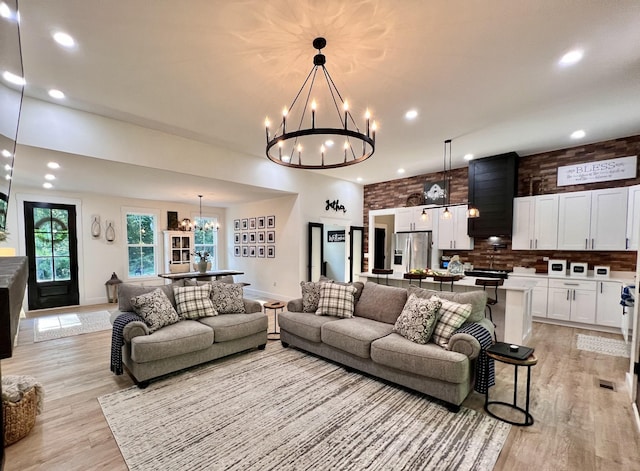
<box><xmin>124</xmin><ymin>209</ymin><xmax>159</xmax><ymax>279</ymax></box>
<box><xmin>192</xmin><ymin>216</ymin><xmax>219</xmax><ymax>270</ymax></box>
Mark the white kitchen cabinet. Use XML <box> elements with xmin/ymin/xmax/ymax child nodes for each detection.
<box><xmin>512</xmin><ymin>195</ymin><xmax>558</xmax><ymax>250</ymax></box>
<box><xmin>626</xmin><ymin>184</ymin><xmax>640</xmax><ymax>250</ymax></box>
<box><xmin>163</xmin><ymin>230</ymin><xmax>194</xmax><ymax>273</ymax></box>
<box><xmin>395</xmin><ymin>206</ymin><xmax>433</xmax><ymax>232</ymax></box>
<box><xmin>510</xmin><ymin>276</ymin><xmax>549</xmax><ymax>318</ymax></box>
<box><xmin>547</xmin><ymin>279</ymin><xmax>596</xmax><ymax>324</ymax></box>
<box><xmin>437</xmin><ymin>205</ymin><xmax>473</xmax><ymax>250</ymax></box>
<box><xmin>595</xmin><ymin>280</ymin><xmax>622</xmax><ymax>328</ymax></box>
<box><xmin>557</xmin><ymin>188</ymin><xmax>627</xmax><ymax>251</ymax></box>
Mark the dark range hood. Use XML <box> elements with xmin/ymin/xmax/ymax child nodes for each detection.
<box><xmin>467</xmin><ymin>152</ymin><xmax>519</xmax><ymax>238</ymax></box>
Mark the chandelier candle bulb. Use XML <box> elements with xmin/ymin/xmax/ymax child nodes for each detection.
<box><xmin>372</xmin><ymin>121</ymin><xmax>377</xmax><ymax>142</ymax></box>
<box><xmin>278</xmin><ymin>141</ymin><xmax>283</xmax><ymax>159</ymax></box>
<box><xmin>282</xmin><ymin>107</ymin><xmax>288</xmax><ymax>134</ymax></box>
<box><xmin>344</xmin><ymin>141</ymin><xmax>349</xmax><ymax>162</ymax></box>
<box><xmin>311</xmin><ymin>100</ymin><xmax>316</xmax><ymax>128</ymax></box>
<box><xmin>343</xmin><ymin>101</ymin><xmax>349</xmax><ymax>130</ymax></box>
<box><xmin>365</xmin><ymin>110</ymin><xmax>371</xmax><ymax>136</ymax></box>
<box><xmin>321</xmin><ymin>145</ymin><xmax>325</xmax><ymax>166</ymax></box>
<box><xmin>265</xmin><ymin>118</ymin><xmax>270</xmax><ymax>140</ymax></box>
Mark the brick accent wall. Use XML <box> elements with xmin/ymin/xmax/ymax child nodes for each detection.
<box><xmin>364</xmin><ymin>135</ymin><xmax>640</xmax><ymax>272</ymax></box>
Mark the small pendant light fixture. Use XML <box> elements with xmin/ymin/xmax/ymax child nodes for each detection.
<box><xmin>441</xmin><ymin>139</ymin><xmax>453</xmax><ymax>220</ymax></box>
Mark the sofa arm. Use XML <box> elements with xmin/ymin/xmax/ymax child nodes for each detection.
<box><xmin>287</xmin><ymin>298</ymin><xmax>303</xmax><ymax>312</ymax></box>
<box><xmin>123</xmin><ymin>320</ymin><xmax>151</xmax><ymax>342</ymax></box>
<box><xmin>448</xmin><ymin>318</ymin><xmax>494</xmax><ymax>360</ymax></box>
<box><xmin>244</xmin><ymin>299</ymin><xmax>262</xmax><ymax>314</ymax></box>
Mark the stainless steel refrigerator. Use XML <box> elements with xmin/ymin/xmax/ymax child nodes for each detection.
<box><xmin>394</xmin><ymin>231</ymin><xmax>433</xmax><ymax>272</ymax></box>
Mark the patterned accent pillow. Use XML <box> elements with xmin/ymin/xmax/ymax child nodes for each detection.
<box><xmin>210</xmin><ymin>281</ymin><xmax>245</xmax><ymax>314</ymax></box>
<box><xmin>130</xmin><ymin>288</ymin><xmax>180</xmax><ymax>333</ymax></box>
<box><xmin>173</xmin><ymin>284</ymin><xmax>217</xmax><ymax>319</ymax></box>
<box><xmin>432</xmin><ymin>297</ymin><xmax>473</xmax><ymax>348</ymax></box>
<box><xmin>315</xmin><ymin>283</ymin><xmax>357</xmax><ymax>318</ymax></box>
<box><xmin>393</xmin><ymin>294</ymin><xmax>442</xmax><ymax>344</ymax></box>
<box><xmin>300</xmin><ymin>281</ymin><xmax>332</xmax><ymax>313</ymax></box>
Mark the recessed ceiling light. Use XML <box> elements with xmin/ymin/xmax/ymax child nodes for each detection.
<box><xmin>559</xmin><ymin>49</ymin><xmax>583</xmax><ymax>66</ymax></box>
<box><xmin>2</xmin><ymin>70</ymin><xmax>25</xmax><ymax>86</ymax></box>
<box><xmin>463</xmin><ymin>153</ymin><xmax>474</xmax><ymax>161</ymax></box>
<box><xmin>405</xmin><ymin>109</ymin><xmax>418</xmax><ymax>120</ymax></box>
<box><xmin>43</xmin><ymin>182</ymin><xmax>53</xmax><ymax>189</ymax></box>
<box><xmin>47</xmin><ymin>161</ymin><xmax>60</xmax><ymax>169</ymax></box>
<box><xmin>570</xmin><ymin>129</ymin><xmax>586</xmax><ymax>139</ymax></box>
<box><xmin>48</xmin><ymin>89</ymin><xmax>65</xmax><ymax>99</ymax></box>
<box><xmin>397</xmin><ymin>168</ymin><xmax>405</xmax><ymax>174</ymax></box>
<box><xmin>53</xmin><ymin>31</ymin><xmax>75</xmax><ymax>48</ymax></box>
<box><xmin>45</xmin><ymin>174</ymin><xmax>56</xmax><ymax>181</ymax></box>
<box><xmin>356</xmin><ymin>177</ymin><xmax>363</xmax><ymax>182</ymax></box>
<box><xmin>0</xmin><ymin>2</ymin><xmax>12</xmax><ymax>19</ymax></box>
<box><xmin>1</xmin><ymin>149</ymin><xmax>11</xmax><ymax>158</ymax></box>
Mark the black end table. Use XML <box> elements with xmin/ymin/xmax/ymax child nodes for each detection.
<box><xmin>263</xmin><ymin>301</ymin><xmax>285</xmax><ymax>340</ymax></box>
<box><xmin>485</xmin><ymin>342</ymin><xmax>537</xmax><ymax>426</ymax></box>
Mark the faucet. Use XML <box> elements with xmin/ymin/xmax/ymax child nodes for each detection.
<box><xmin>489</xmin><ymin>254</ymin><xmax>494</xmax><ymax>269</ymax></box>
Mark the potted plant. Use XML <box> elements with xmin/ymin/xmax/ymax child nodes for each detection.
<box><xmin>192</xmin><ymin>251</ymin><xmax>210</xmax><ymax>273</ymax></box>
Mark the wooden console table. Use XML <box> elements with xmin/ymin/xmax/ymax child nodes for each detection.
<box><xmin>158</xmin><ymin>270</ymin><xmax>244</xmax><ymax>283</ymax></box>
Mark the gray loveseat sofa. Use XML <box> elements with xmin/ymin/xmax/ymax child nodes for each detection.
<box><xmin>279</xmin><ymin>281</ymin><xmax>492</xmax><ymax>410</ymax></box>
<box><xmin>111</xmin><ymin>281</ymin><xmax>267</xmax><ymax>387</ymax></box>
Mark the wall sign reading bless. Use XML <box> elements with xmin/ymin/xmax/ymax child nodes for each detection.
<box><xmin>557</xmin><ymin>155</ymin><xmax>637</xmax><ymax>186</ymax></box>
<box><xmin>327</xmin><ymin>230</ymin><xmax>345</xmax><ymax>243</ymax></box>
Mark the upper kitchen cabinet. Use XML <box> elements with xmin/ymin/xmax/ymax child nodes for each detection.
<box><xmin>626</xmin><ymin>184</ymin><xmax>640</xmax><ymax>250</ymax></box>
<box><xmin>512</xmin><ymin>194</ymin><xmax>559</xmax><ymax>250</ymax></box>
<box><xmin>557</xmin><ymin>188</ymin><xmax>628</xmax><ymax>251</ymax></box>
<box><xmin>467</xmin><ymin>152</ymin><xmax>518</xmax><ymax>237</ymax></box>
<box><xmin>437</xmin><ymin>205</ymin><xmax>474</xmax><ymax>250</ymax></box>
<box><xmin>395</xmin><ymin>206</ymin><xmax>433</xmax><ymax>232</ymax></box>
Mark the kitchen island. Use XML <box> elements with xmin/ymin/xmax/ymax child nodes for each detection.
<box><xmin>358</xmin><ymin>271</ymin><xmax>535</xmax><ymax>346</ymax></box>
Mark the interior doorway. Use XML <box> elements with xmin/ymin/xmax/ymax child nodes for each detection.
<box><xmin>24</xmin><ymin>201</ymin><xmax>80</xmax><ymax>310</ymax></box>
<box><xmin>374</xmin><ymin>227</ymin><xmax>386</xmax><ymax>269</ymax></box>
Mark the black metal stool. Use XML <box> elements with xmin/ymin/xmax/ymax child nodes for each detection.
<box><xmin>475</xmin><ymin>278</ymin><xmax>503</xmax><ymax>340</ymax></box>
<box><xmin>372</xmin><ymin>268</ymin><xmax>393</xmax><ymax>285</ymax></box>
<box><xmin>433</xmin><ymin>274</ymin><xmax>455</xmax><ymax>291</ymax></box>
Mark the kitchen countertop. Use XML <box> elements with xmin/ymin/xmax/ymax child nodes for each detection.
<box><xmin>508</xmin><ymin>270</ymin><xmax>635</xmax><ymax>284</ymax></box>
<box><xmin>359</xmin><ymin>272</ymin><xmax>535</xmax><ymax>291</ymax></box>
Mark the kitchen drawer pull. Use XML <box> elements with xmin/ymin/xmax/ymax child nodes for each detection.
<box><xmin>563</xmin><ymin>282</ymin><xmax>579</xmax><ymax>286</ymax></box>
<box><xmin>585</xmin><ymin>238</ymin><xmax>588</xmax><ymax>249</ymax></box>
<box><xmin>591</xmin><ymin>238</ymin><xmax>594</xmax><ymax>249</ymax></box>
<box><xmin>573</xmin><ymin>289</ymin><xmax>576</xmax><ymax>301</ymax></box>
<box><xmin>566</xmin><ymin>289</ymin><xmax>570</xmax><ymax>300</ymax></box>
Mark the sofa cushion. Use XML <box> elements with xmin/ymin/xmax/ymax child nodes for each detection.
<box><xmin>316</xmin><ymin>283</ymin><xmax>357</xmax><ymax>318</ymax></box>
<box><xmin>407</xmin><ymin>286</ymin><xmax>487</xmax><ymax>323</ymax></box>
<box><xmin>300</xmin><ymin>281</ymin><xmax>332</xmax><ymax>312</ymax></box>
<box><xmin>431</xmin><ymin>298</ymin><xmax>472</xmax><ymax>348</ymax></box>
<box><xmin>371</xmin><ymin>333</ymin><xmax>470</xmax><ymax>384</ymax></box>
<box><xmin>173</xmin><ymin>285</ymin><xmax>217</xmax><ymax>319</ymax></box>
<box><xmin>119</xmin><ymin>281</ymin><xmax>184</xmax><ymax>312</ymax></box>
<box><xmin>321</xmin><ymin>318</ymin><xmax>394</xmax><ymax>359</ymax></box>
<box><xmin>393</xmin><ymin>294</ymin><xmax>442</xmax><ymax>344</ymax></box>
<box><xmin>130</xmin><ymin>320</ymin><xmax>214</xmax><ymax>363</ymax></box>
<box><xmin>210</xmin><ymin>281</ymin><xmax>245</xmax><ymax>314</ymax></box>
<box><xmin>130</xmin><ymin>288</ymin><xmax>180</xmax><ymax>333</ymax></box>
<box><xmin>198</xmin><ymin>312</ymin><xmax>267</xmax><ymax>342</ymax></box>
<box><xmin>278</xmin><ymin>311</ymin><xmax>339</xmax><ymax>343</ymax></box>
<box><xmin>354</xmin><ymin>282</ymin><xmax>408</xmax><ymax>325</ymax></box>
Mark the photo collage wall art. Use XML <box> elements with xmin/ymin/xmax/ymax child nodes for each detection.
<box><xmin>233</xmin><ymin>215</ymin><xmax>275</xmax><ymax>258</ymax></box>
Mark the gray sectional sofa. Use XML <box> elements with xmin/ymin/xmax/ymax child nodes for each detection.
<box><xmin>111</xmin><ymin>281</ymin><xmax>267</xmax><ymax>387</ymax></box>
<box><xmin>279</xmin><ymin>281</ymin><xmax>492</xmax><ymax>410</ymax></box>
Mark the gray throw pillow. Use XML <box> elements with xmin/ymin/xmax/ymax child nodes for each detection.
<box><xmin>315</xmin><ymin>283</ymin><xmax>357</xmax><ymax>318</ymax></box>
<box><xmin>210</xmin><ymin>281</ymin><xmax>245</xmax><ymax>314</ymax></box>
<box><xmin>394</xmin><ymin>294</ymin><xmax>442</xmax><ymax>344</ymax></box>
<box><xmin>173</xmin><ymin>285</ymin><xmax>217</xmax><ymax>319</ymax></box>
<box><xmin>130</xmin><ymin>288</ymin><xmax>180</xmax><ymax>333</ymax></box>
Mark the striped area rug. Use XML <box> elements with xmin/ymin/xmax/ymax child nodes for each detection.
<box><xmin>576</xmin><ymin>334</ymin><xmax>631</xmax><ymax>358</ymax></box>
<box><xmin>99</xmin><ymin>347</ymin><xmax>510</xmax><ymax>470</ymax></box>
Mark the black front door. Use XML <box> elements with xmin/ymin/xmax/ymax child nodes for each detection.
<box><xmin>24</xmin><ymin>202</ymin><xmax>79</xmax><ymax>310</ymax></box>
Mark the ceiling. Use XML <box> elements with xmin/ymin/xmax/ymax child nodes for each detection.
<box><xmin>8</xmin><ymin>0</ymin><xmax>640</xmax><ymax>203</ymax></box>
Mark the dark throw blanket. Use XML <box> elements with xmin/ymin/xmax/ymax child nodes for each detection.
<box><xmin>453</xmin><ymin>323</ymin><xmax>495</xmax><ymax>394</ymax></box>
<box><xmin>111</xmin><ymin>312</ymin><xmax>145</xmax><ymax>375</ymax></box>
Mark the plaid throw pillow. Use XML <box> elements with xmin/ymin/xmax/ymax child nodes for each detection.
<box><xmin>394</xmin><ymin>294</ymin><xmax>442</xmax><ymax>344</ymax></box>
<box><xmin>300</xmin><ymin>281</ymin><xmax>332</xmax><ymax>312</ymax></box>
<box><xmin>315</xmin><ymin>283</ymin><xmax>357</xmax><ymax>318</ymax></box>
<box><xmin>130</xmin><ymin>288</ymin><xmax>180</xmax><ymax>333</ymax></box>
<box><xmin>173</xmin><ymin>285</ymin><xmax>217</xmax><ymax>319</ymax></box>
<box><xmin>432</xmin><ymin>297</ymin><xmax>472</xmax><ymax>348</ymax></box>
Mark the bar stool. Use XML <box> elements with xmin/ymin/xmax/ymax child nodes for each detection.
<box><xmin>372</xmin><ymin>268</ymin><xmax>394</xmax><ymax>285</ymax></box>
<box><xmin>433</xmin><ymin>274</ymin><xmax>455</xmax><ymax>291</ymax></box>
<box><xmin>475</xmin><ymin>278</ymin><xmax>503</xmax><ymax>340</ymax></box>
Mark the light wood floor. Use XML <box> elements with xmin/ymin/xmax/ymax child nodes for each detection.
<box><xmin>3</xmin><ymin>311</ymin><xmax>640</xmax><ymax>470</ymax></box>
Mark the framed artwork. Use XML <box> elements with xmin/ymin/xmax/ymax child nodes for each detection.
<box><xmin>234</xmin><ymin>233</ymin><xmax>241</xmax><ymax>244</ymax></box>
<box><xmin>241</xmin><ymin>232</ymin><xmax>248</xmax><ymax>244</ymax></box>
<box><xmin>423</xmin><ymin>180</ymin><xmax>446</xmax><ymax>205</ymax></box>
<box><xmin>249</xmin><ymin>232</ymin><xmax>256</xmax><ymax>243</ymax></box>
<box><xmin>249</xmin><ymin>217</ymin><xmax>257</xmax><ymax>230</ymax></box>
<box><xmin>242</xmin><ymin>246</ymin><xmax>249</xmax><ymax>257</ymax></box>
<box><xmin>241</xmin><ymin>218</ymin><xmax>248</xmax><ymax>230</ymax></box>
<box><xmin>267</xmin><ymin>230</ymin><xmax>275</xmax><ymax>244</ymax></box>
<box><xmin>249</xmin><ymin>246</ymin><xmax>256</xmax><ymax>257</ymax></box>
<box><xmin>168</xmin><ymin>211</ymin><xmax>179</xmax><ymax>230</ymax></box>
<box><xmin>267</xmin><ymin>245</ymin><xmax>275</xmax><ymax>258</ymax></box>
<box><xmin>257</xmin><ymin>231</ymin><xmax>265</xmax><ymax>244</ymax></box>
<box><xmin>267</xmin><ymin>215</ymin><xmax>275</xmax><ymax>228</ymax></box>
<box><xmin>257</xmin><ymin>216</ymin><xmax>266</xmax><ymax>229</ymax></box>
<box><xmin>258</xmin><ymin>246</ymin><xmax>265</xmax><ymax>258</ymax></box>
<box><xmin>234</xmin><ymin>246</ymin><xmax>241</xmax><ymax>257</ymax></box>
<box><xmin>234</xmin><ymin>219</ymin><xmax>241</xmax><ymax>231</ymax></box>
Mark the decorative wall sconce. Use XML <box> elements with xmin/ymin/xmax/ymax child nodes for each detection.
<box><xmin>91</xmin><ymin>215</ymin><xmax>101</xmax><ymax>238</ymax></box>
<box><xmin>105</xmin><ymin>272</ymin><xmax>122</xmax><ymax>303</ymax></box>
<box><xmin>105</xmin><ymin>221</ymin><xmax>116</xmax><ymax>242</ymax></box>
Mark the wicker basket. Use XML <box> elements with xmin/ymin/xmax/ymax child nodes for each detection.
<box><xmin>3</xmin><ymin>386</ymin><xmax>37</xmax><ymax>446</ymax></box>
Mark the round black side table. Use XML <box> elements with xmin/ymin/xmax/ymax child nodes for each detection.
<box><xmin>485</xmin><ymin>343</ymin><xmax>537</xmax><ymax>426</ymax></box>
<box><xmin>263</xmin><ymin>301</ymin><xmax>285</xmax><ymax>340</ymax></box>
